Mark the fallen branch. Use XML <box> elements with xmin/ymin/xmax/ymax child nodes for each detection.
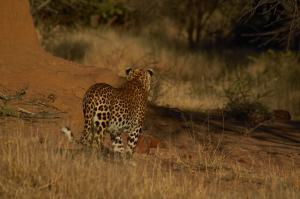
<box><xmin>18</xmin><ymin>107</ymin><xmax>34</xmax><ymax>115</ymax></box>
<box><xmin>0</xmin><ymin>87</ymin><xmax>64</xmax><ymax>120</ymax></box>
<box><xmin>244</xmin><ymin>120</ymin><xmax>273</xmax><ymax>136</ymax></box>
<box><xmin>0</xmin><ymin>87</ymin><xmax>27</xmax><ymax>104</ymax></box>
<box><xmin>0</xmin><ymin>106</ymin><xmax>19</xmax><ymax>117</ymax></box>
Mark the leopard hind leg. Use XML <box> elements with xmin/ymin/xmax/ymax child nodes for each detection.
<box><xmin>92</xmin><ymin>110</ymin><xmax>110</xmax><ymax>150</ymax></box>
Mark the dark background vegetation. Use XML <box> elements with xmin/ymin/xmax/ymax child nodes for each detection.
<box><xmin>30</xmin><ymin>0</ymin><xmax>300</xmax><ymax>50</ymax></box>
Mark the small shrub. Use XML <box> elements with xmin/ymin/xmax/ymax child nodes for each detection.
<box><xmin>224</xmin><ymin>76</ymin><xmax>271</xmax><ymax>126</ymax></box>
<box><xmin>48</xmin><ymin>39</ymin><xmax>90</xmax><ymax>62</ymax></box>
<box><xmin>43</xmin><ymin>33</ymin><xmax>91</xmax><ymax>62</ymax></box>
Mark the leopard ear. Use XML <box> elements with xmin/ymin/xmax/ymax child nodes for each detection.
<box><xmin>126</xmin><ymin>68</ymin><xmax>132</xmax><ymax>76</ymax></box>
<box><xmin>147</xmin><ymin>69</ymin><xmax>154</xmax><ymax>76</ymax></box>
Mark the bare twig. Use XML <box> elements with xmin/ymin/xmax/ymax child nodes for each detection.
<box><xmin>0</xmin><ymin>87</ymin><xmax>63</xmax><ymax>120</ymax></box>
<box><xmin>37</xmin><ymin>0</ymin><xmax>52</xmax><ymax>11</ymax></box>
<box><xmin>38</xmin><ymin>173</ymin><xmax>62</xmax><ymax>190</ymax></box>
<box><xmin>0</xmin><ymin>87</ymin><xmax>27</xmax><ymax>104</ymax></box>
<box><xmin>244</xmin><ymin>120</ymin><xmax>272</xmax><ymax>136</ymax></box>
<box><xmin>18</xmin><ymin>107</ymin><xmax>34</xmax><ymax>115</ymax></box>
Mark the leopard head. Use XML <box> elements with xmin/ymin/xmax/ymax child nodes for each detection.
<box><xmin>125</xmin><ymin>68</ymin><xmax>154</xmax><ymax>92</ymax></box>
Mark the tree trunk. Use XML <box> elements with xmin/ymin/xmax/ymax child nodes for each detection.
<box><xmin>186</xmin><ymin>0</ymin><xmax>196</xmax><ymax>49</ymax></box>
<box><xmin>187</xmin><ymin>18</ymin><xmax>196</xmax><ymax>49</ymax></box>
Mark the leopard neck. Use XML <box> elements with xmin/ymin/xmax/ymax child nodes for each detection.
<box><xmin>121</xmin><ymin>79</ymin><xmax>148</xmax><ymax>96</ymax></box>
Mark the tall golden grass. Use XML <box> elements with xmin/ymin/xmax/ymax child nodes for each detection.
<box><xmin>0</xmin><ymin>119</ymin><xmax>299</xmax><ymax>198</ymax></box>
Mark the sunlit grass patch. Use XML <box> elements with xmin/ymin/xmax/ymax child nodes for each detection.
<box><xmin>0</xmin><ymin>120</ymin><xmax>299</xmax><ymax>198</ymax></box>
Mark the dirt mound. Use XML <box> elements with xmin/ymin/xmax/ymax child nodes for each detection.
<box><xmin>0</xmin><ymin>0</ymin><xmax>124</xmax><ymax>126</ymax></box>
<box><xmin>0</xmin><ymin>1</ymin><xmax>40</xmax><ymax>51</ymax></box>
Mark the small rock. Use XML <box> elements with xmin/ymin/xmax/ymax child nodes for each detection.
<box><xmin>272</xmin><ymin>109</ymin><xmax>291</xmax><ymax>121</ymax></box>
<box><xmin>136</xmin><ymin>135</ymin><xmax>160</xmax><ymax>154</ymax></box>
<box><xmin>148</xmin><ymin>136</ymin><xmax>160</xmax><ymax>149</ymax></box>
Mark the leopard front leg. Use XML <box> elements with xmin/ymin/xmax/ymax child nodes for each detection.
<box><xmin>125</xmin><ymin>126</ymin><xmax>142</xmax><ymax>157</ymax></box>
<box><xmin>110</xmin><ymin>132</ymin><xmax>125</xmax><ymax>155</ymax></box>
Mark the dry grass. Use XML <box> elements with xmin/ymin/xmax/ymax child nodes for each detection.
<box><xmin>0</xmin><ymin>119</ymin><xmax>299</xmax><ymax>199</ymax></box>
<box><xmin>40</xmin><ymin>28</ymin><xmax>300</xmax><ymax>118</ymax></box>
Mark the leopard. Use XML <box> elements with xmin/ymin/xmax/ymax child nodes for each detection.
<box><xmin>61</xmin><ymin>68</ymin><xmax>154</xmax><ymax>158</ymax></box>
